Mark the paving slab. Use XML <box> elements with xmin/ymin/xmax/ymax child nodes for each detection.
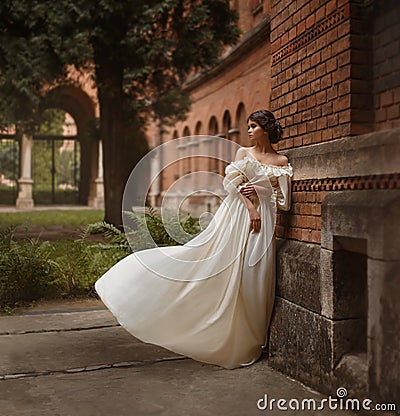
<box><xmin>0</xmin><ymin>300</ymin><xmax>361</xmax><ymax>416</ymax></box>
<box><xmin>0</xmin><ymin>309</ymin><xmax>116</xmax><ymax>334</ymax></box>
<box><xmin>0</xmin><ymin>326</ymin><xmax>183</xmax><ymax>375</ymax></box>
<box><xmin>0</xmin><ymin>359</ymin><xmax>358</xmax><ymax>416</ymax></box>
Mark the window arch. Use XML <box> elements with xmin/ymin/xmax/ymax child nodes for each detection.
<box><xmin>195</xmin><ymin>121</ymin><xmax>202</xmax><ymax>135</ymax></box>
<box><xmin>235</xmin><ymin>102</ymin><xmax>247</xmax><ymax>146</ymax></box>
<box><xmin>208</xmin><ymin>116</ymin><xmax>218</xmax><ymax>135</ymax></box>
<box><xmin>222</xmin><ymin>110</ymin><xmax>231</xmax><ymax>138</ymax></box>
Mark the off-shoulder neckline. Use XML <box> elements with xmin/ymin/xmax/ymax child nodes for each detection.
<box><xmin>239</xmin><ymin>155</ymin><xmax>291</xmax><ymax>169</ymax></box>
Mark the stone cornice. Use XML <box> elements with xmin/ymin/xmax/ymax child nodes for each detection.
<box><xmin>282</xmin><ymin>128</ymin><xmax>400</xmax><ymax>180</ymax></box>
<box><xmin>185</xmin><ymin>17</ymin><xmax>270</xmax><ymax>92</ymax></box>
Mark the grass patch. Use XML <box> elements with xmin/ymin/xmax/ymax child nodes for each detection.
<box><xmin>0</xmin><ymin>210</ymin><xmax>104</xmax><ymax>229</ymax></box>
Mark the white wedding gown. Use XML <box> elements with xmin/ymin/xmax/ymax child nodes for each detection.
<box><xmin>95</xmin><ymin>156</ymin><xmax>292</xmax><ymax>369</ymax></box>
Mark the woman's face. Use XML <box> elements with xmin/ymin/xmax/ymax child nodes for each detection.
<box><xmin>247</xmin><ymin>119</ymin><xmax>266</xmax><ymax>143</ymax></box>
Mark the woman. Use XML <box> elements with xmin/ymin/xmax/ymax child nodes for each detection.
<box><xmin>95</xmin><ymin>109</ymin><xmax>292</xmax><ymax>369</ymax></box>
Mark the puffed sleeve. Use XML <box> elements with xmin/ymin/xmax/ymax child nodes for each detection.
<box><xmin>275</xmin><ymin>165</ymin><xmax>293</xmax><ymax>211</ymax></box>
<box><xmin>222</xmin><ymin>159</ymin><xmax>249</xmax><ymax>195</ymax></box>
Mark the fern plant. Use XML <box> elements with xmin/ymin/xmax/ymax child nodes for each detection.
<box><xmin>81</xmin><ymin>221</ymin><xmax>131</xmax><ymax>252</ymax></box>
<box><xmin>82</xmin><ymin>206</ymin><xmax>202</xmax><ymax>252</ymax></box>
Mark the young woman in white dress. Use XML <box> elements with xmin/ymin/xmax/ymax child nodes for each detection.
<box><xmin>95</xmin><ymin>109</ymin><xmax>292</xmax><ymax>369</ymax></box>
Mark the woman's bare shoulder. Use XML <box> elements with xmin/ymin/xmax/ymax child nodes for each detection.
<box><xmin>234</xmin><ymin>147</ymin><xmax>250</xmax><ymax>161</ymax></box>
<box><xmin>274</xmin><ymin>154</ymin><xmax>289</xmax><ymax>166</ymax></box>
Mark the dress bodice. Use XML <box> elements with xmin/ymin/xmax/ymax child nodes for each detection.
<box><xmin>223</xmin><ymin>156</ymin><xmax>293</xmax><ymax>211</ymax></box>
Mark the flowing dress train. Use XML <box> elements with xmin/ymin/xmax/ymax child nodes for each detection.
<box><xmin>95</xmin><ymin>156</ymin><xmax>292</xmax><ymax>369</ymax></box>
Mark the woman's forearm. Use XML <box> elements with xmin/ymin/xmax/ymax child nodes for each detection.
<box><xmin>243</xmin><ymin>195</ymin><xmax>256</xmax><ymax>212</ymax></box>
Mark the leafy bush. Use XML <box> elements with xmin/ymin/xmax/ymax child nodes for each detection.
<box><xmin>0</xmin><ymin>228</ymin><xmax>62</xmax><ymax>310</ymax></box>
<box><xmin>0</xmin><ymin>229</ymin><xmax>126</xmax><ymax>312</ymax></box>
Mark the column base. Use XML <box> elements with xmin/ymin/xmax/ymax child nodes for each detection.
<box><xmin>16</xmin><ymin>198</ymin><xmax>34</xmax><ymax>209</ymax></box>
<box><xmin>16</xmin><ymin>178</ymin><xmax>34</xmax><ymax>209</ymax></box>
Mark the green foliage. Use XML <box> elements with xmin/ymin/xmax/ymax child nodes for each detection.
<box><xmin>83</xmin><ymin>206</ymin><xmax>201</xmax><ymax>251</ymax></box>
<box><xmin>0</xmin><ymin>0</ymin><xmax>240</xmax><ymax>225</ymax></box>
<box><xmin>0</xmin><ymin>3</ymin><xmax>67</xmax><ymax>129</ymax></box>
<box><xmin>81</xmin><ymin>221</ymin><xmax>131</xmax><ymax>251</ymax></box>
<box><xmin>0</xmin><ymin>205</ymin><xmax>202</xmax><ymax>311</ymax></box>
<box><xmin>32</xmin><ymin>139</ymin><xmax>60</xmax><ymax>192</ymax></box>
<box><xmin>0</xmin><ymin>0</ymin><xmax>239</xmax><ymax>125</ymax></box>
<box><xmin>0</xmin><ymin>229</ymin><xmax>62</xmax><ymax>309</ymax></box>
<box><xmin>32</xmin><ymin>109</ymin><xmax>80</xmax><ymax>199</ymax></box>
<box><xmin>52</xmin><ymin>240</ymin><xmax>126</xmax><ymax>298</ymax></box>
<box><xmin>0</xmin><ymin>229</ymin><xmax>125</xmax><ymax>311</ymax></box>
<box><xmin>58</xmin><ymin>143</ymin><xmax>80</xmax><ymax>187</ymax></box>
<box><xmin>0</xmin><ymin>139</ymin><xmax>19</xmax><ymax>180</ymax></box>
<box><xmin>0</xmin><ymin>185</ymin><xmax>17</xmax><ymax>205</ymax></box>
<box><xmin>37</xmin><ymin>109</ymin><xmax>65</xmax><ymax>135</ymax></box>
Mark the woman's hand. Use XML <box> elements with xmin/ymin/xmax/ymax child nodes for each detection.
<box><xmin>240</xmin><ymin>184</ymin><xmax>257</xmax><ymax>198</ymax></box>
<box><xmin>248</xmin><ymin>207</ymin><xmax>261</xmax><ymax>233</ymax></box>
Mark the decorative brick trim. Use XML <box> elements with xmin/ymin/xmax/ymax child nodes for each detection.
<box><xmin>292</xmin><ymin>173</ymin><xmax>400</xmax><ymax>192</ymax></box>
<box><xmin>272</xmin><ymin>6</ymin><xmax>348</xmax><ymax>65</ymax></box>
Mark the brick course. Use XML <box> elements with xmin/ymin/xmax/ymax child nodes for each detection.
<box><xmin>270</xmin><ymin>0</ymin><xmax>354</xmax><ymax>149</ymax></box>
<box><xmin>373</xmin><ymin>1</ymin><xmax>400</xmax><ymax>130</ymax></box>
<box><xmin>276</xmin><ymin>173</ymin><xmax>400</xmax><ymax>244</ymax></box>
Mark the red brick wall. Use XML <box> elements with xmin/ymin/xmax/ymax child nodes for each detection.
<box><xmin>150</xmin><ymin>0</ymin><xmax>399</xmax><ymax>245</ymax></box>
<box><xmin>373</xmin><ymin>1</ymin><xmax>400</xmax><ymax>130</ymax></box>
<box><xmin>269</xmin><ymin>0</ymin><xmax>400</xmax><ymax>245</ymax></box>
<box><xmin>277</xmin><ymin>191</ymin><xmax>323</xmax><ymax>244</ymax></box>
<box><xmin>232</xmin><ymin>0</ymin><xmax>269</xmax><ymax>34</ymax></box>
<box><xmin>269</xmin><ymin>0</ymin><xmax>376</xmax><ymax>150</ymax></box>
<box><xmin>276</xmin><ymin>173</ymin><xmax>400</xmax><ymax>243</ymax></box>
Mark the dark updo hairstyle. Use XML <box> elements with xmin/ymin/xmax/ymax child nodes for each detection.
<box><xmin>247</xmin><ymin>109</ymin><xmax>283</xmax><ymax>144</ymax></box>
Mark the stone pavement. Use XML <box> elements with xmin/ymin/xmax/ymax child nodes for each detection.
<box><xmin>0</xmin><ymin>300</ymin><xmax>358</xmax><ymax>416</ymax></box>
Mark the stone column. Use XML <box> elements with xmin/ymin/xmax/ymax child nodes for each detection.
<box><xmin>16</xmin><ymin>133</ymin><xmax>34</xmax><ymax>209</ymax></box>
<box><xmin>92</xmin><ymin>140</ymin><xmax>104</xmax><ymax>209</ymax></box>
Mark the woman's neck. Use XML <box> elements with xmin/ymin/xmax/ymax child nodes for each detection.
<box><xmin>252</xmin><ymin>141</ymin><xmax>274</xmax><ymax>154</ymax></box>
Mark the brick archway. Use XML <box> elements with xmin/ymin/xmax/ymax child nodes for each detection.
<box><xmin>43</xmin><ymin>85</ymin><xmax>101</xmax><ymax>206</ymax></box>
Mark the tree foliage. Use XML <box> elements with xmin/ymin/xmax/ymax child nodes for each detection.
<box><xmin>0</xmin><ymin>0</ymin><xmax>240</xmax><ymax>224</ymax></box>
<box><xmin>0</xmin><ymin>3</ymin><xmax>66</xmax><ymax>130</ymax></box>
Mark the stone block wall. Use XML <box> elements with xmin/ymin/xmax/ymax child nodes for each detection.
<box><xmin>270</xmin><ymin>130</ymin><xmax>400</xmax><ymax>405</ymax></box>
<box><xmin>268</xmin><ymin>0</ymin><xmax>400</xmax><ymax>406</ymax></box>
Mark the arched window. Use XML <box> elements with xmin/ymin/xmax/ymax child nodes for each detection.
<box><xmin>195</xmin><ymin>121</ymin><xmax>202</xmax><ymax>135</ymax></box>
<box><xmin>235</xmin><ymin>102</ymin><xmax>247</xmax><ymax>146</ymax></box>
<box><xmin>207</xmin><ymin>116</ymin><xmax>219</xmax><ymax>172</ymax></box>
<box><xmin>208</xmin><ymin>116</ymin><xmax>218</xmax><ymax>136</ymax></box>
<box><xmin>222</xmin><ymin>110</ymin><xmax>231</xmax><ymax>139</ymax></box>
